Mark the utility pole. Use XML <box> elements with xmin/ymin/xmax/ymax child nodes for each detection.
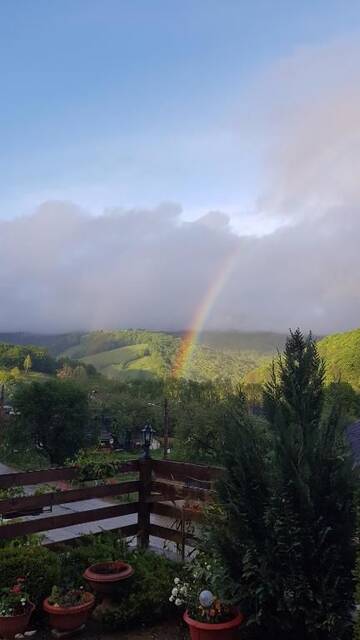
<box><xmin>163</xmin><ymin>397</ymin><xmax>169</xmax><ymax>459</ymax></box>
<box><xmin>0</xmin><ymin>385</ymin><xmax>4</xmax><ymax>419</ymax></box>
<box><xmin>0</xmin><ymin>384</ymin><xmax>4</xmax><ymax>433</ymax></box>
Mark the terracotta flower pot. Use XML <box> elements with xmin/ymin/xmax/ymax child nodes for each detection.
<box><xmin>43</xmin><ymin>592</ymin><xmax>95</xmax><ymax>632</ymax></box>
<box><xmin>183</xmin><ymin>609</ymin><xmax>244</xmax><ymax>640</ymax></box>
<box><xmin>83</xmin><ymin>561</ymin><xmax>134</xmax><ymax>595</ymax></box>
<box><xmin>0</xmin><ymin>602</ymin><xmax>35</xmax><ymax>639</ymax></box>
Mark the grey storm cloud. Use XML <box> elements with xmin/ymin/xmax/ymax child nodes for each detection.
<box><xmin>0</xmin><ymin>198</ymin><xmax>359</xmax><ymax>335</ymax></box>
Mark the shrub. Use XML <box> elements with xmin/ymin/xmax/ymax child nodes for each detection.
<box><xmin>0</xmin><ymin>546</ymin><xmax>60</xmax><ymax>606</ymax></box>
<box><xmin>353</xmin><ymin>550</ymin><xmax>360</xmax><ymax>640</ymax></box>
<box><xmin>56</xmin><ymin>532</ymin><xmax>129</xmax><ymax>587</ymax></box>
<box><xmin>100</xmin><ymin>550</ymin><xmax>179</xmax><ymax>629</ymax></box>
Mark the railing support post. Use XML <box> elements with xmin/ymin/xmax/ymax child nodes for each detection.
<box><xmin>137</xmin><ymin>457</ymin><xmax>152</xmax><ymax>549</ymax></box>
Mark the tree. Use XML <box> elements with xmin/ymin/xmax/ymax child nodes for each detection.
<box><xmin>12</xmin><ymin>380</ymin><xmax>92</xmax><ymax>465</ymax></box>
<box><xmin>23</xmin><ymin>354</ymin><xmax>32</xmax><ymax>374</ymax></box>
<box><xmin>207</xmin><ymin>330</ymin><xmax>356</xmax><ymax>640</ymax></box>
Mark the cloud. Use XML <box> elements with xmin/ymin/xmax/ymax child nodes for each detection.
<box><xmin>252</xmin><ymin>38</ymin><xmax>360</xmax><ymax>223</ymax></box>
<box><xmin>0</xmin><ymin>196</ymin><xmax>359</xmax><ymax>335</ymax></box>
<box><xmin>2</xmin><ymin>39</ymin><xmax>360</xmax><ymax>336</ymax></box>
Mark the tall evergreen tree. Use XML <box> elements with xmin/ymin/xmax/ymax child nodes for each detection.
<box><xmin>207</xmin><ymin>330</ymin><xmax>357</xmax><ymax>640</ymax></box>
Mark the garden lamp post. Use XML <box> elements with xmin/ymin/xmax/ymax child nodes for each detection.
<box><xmin>142</xmin><ymin>423</ymin><xmax>154</xmax><ymax>459</ymax></box>
<box><xmin>147</xmin><ymin>398</ymin><xmax>169</xmax><ymax>459</ymax></box>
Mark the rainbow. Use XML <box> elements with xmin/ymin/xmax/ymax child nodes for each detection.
<box><xmin>172</xmin><ymin>247</ymin><xmax>240</xmax><ymax>378</ymax></box>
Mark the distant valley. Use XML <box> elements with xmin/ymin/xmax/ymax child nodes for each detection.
<box><xmin>0</xmin><ymin>327</ymin><xmax>359</xmax><ymax>389</ymax></box>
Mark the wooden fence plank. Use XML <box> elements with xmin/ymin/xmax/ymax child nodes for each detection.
<box><xmin>0</xmin><ymin>501</ymin><xmax>139</xmax><ymax>540</ymax></box>
<box><xmin>0</xmin><ymin>468</ymin><xmax>79</xmax><ymax>489</ymax></box>
<box><xmin>44</xmin><ymin>523</ymin><xmax>139</xmax><ymax>548</ymax></box>
<box><xmin>150</xmin><ymin>502</ymin><xmax>204</xmax><ymax>523</ymax></box>
<box><xmin>0</xmin><ymin>481</ymin><xmax>140</xmax><ymax>515</ymax></box>
<box><xmin>0</xmin><ymin>460</ymin><xmax>139</xmax><ymax>489</ymax></box>
<box><xmin>151</xmin><ymin>459</ymin><xmax>223</xmax><ymax>482</ymax></box>
<box><xmin>152</xmin><ymin>480</ymin><xmax>213</xmax><ymax>502</ymax></box>
<box><xmin>149</xmin><ymin>523</ymin><xmax>183</xmax><ymax>545</ymax></box>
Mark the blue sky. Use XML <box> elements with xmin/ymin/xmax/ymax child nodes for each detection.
<box><xmin>2</xmin><ymin>0</ymin><xmax>360</xmax><ymax>224</ymax></box>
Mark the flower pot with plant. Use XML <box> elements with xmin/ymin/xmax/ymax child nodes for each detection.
<box><xmin>169</xmin><ymin>554</ymin><xmax>243</xmax><ymax>640</ymax></box>
<box><xmin>43</xmin><ymin>586</ymin><xmax>95</xmax><ymax>632</ymax></box>
<box><xmin>83</xmin><ymin>561</ymin><xmax>133</xmax><ymax>595</ymax></box>
<box><xmin>0</xmin><ymin>578</ymin><xmax>35</xmax><ymax>639</ymax></box>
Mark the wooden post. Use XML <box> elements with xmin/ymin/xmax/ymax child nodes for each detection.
<box><xmin>137</xmin><ymin>457</ymin><xmax>152</xmax><ymax>549</ymax></box>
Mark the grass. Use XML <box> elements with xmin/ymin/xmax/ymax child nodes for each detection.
<box><xmin>81</xmin><ymin>344</ymin><xmax>149</xmax><ymax>368</ymax></box>
<box><xmin>80</xmin><ymin>344</ymin><xmax>165</xmax><ymax>381</ymax></box>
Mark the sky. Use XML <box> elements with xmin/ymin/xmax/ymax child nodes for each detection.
<box><xmin>1</xmin><ymin>1</ymin><xmax>360</xmax><ymax>334</ymax></box>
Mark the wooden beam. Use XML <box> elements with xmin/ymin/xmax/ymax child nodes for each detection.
<box><xmin>0</xmin><ymin>501</ymin><xmax>139</xmax><ymax>540</ymax></box>
<box><xmin>150</xmin><ymin>502</ymin><xmax>204</xmax><ymax>523</ymax></box>
<box><xmin>152</xmin><ymin>481</ymin><xmax>213</xmax><ymax>502</ymax></box>
<box><xmin>150</xmin><ymin>502</ymin><xmax>182</xmax><ymax>520</ymax></box>
<box><xmin>0</xmin><ymin>467</ymin><xmax>78</xmax><ymax>489</ymax></box>
<box><xmin>137</xmin><ymin>458</ymin><xmax>152</xmax><ymax>549</ymax></box>
<box><xmin>149</xmin><ymin>523</ymin><xmax>183</xmax><ymax>545</ymax></box>
<box><xmin>44</xmin><ymin>523</ymin><xmax>139</xmax><ymax>548</ymax></box>
<box><xmin>149</xmin><ymin>523</ymin><xmax>198</xmax><ymax>547</ymax></box>
<box><xmin>0</xmin><ymin>481</ymin><xmax>140</xmax><ymax>515</ymax></box>
<box><xmin>151</xmin><ymin>459</ymin><xmax>223</xmax><ymax>482</ymax></box>
<box><xmin>0</xmin><ymin>460</ymin><xmax>139</xmax><ymax>489</ymax></box>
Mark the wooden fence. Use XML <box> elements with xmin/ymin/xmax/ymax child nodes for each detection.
<box><xmin>0</xmin><ymin>458</ymin><xmax>223</xmax><ymax>557</ymax></box>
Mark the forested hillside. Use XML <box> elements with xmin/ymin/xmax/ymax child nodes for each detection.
<box><xmin>244</xmin><ymin>327</ymin><xmax>360</xmax><ymax>390</ymax></box>
<box><xmin>0</xmin><ymin>329</ymin><xmax>285</xmax><ymax>383</ymax></box>
<box><xmin>5</xmin><ymin>327</ymin><xmax>360</xmax><ymax>388</ymax></box>
<box><xmin>60</xmin><ymin>329</ymin><xmax>284</xmax><ymax>382</ymax></box>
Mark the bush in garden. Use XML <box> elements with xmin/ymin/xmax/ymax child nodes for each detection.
<box><xmin>56</xmin><ymin>532</ymin><xmax>129</xmax><ymax>587</ymax></box>
<box><xmin>100</xmin><ymin>550</ymin><xmax>179</xmax><ymax>629</ymax></box>
<box><xmin>0</xmin><ymin>546</ymin><xmax>60</xmax><ymax>606</ymax></box>
<box><xmin>0</xmin><ymin>533</ymin><xmax>178</xmax><ymax>630</ymax></box>
<box><xmin>353</xmin><ymin>549</ymin><xmax>360</xmax><ymax>640</ymax></box>
<box><xmin>207</xmin><ymin>330</ymin><xmax>357</xmax><ymax>640</ymax></box>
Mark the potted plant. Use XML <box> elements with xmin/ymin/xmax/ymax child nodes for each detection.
<box><xmin>169</xmin><ymin>554</ymin><xmax>243</xmax><ymax>640</ymax></box>
<box><xmin>83</xmin><ymin>560</ymin><xmax>133</xmax><ymax>595</ymax></box>
<box><xmin>0</xmin><ymin>578</ymin><xmax>35</xmax><ymax>639</ymax></box>
<box><xmin>43</xmin><ymin>586</ymin><xmax>95</xmax><ymax>632</ymax></box>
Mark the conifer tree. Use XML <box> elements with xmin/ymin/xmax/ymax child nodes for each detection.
<box><xmin>208</xmin><ymin>330</ymin><xmax>356</xmax><ymax>640</ymax></box>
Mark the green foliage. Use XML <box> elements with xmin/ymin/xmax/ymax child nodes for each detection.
<box><xmin>198</xmin><ymin>330</ymin><xmax>287</xmax><ymax>353</ymax></box>
<box><xmin>0</xmin><ymin>546</ymin><xmax>60</xmax><ymax>606</ymax></box>
<box><xmin>207</xmin><ymin>330</ymin><xmax>357</xmax><ymax>640</ymax></box>
<box><xmin>47</xmin><ymin>586</ymin><xmax>88</xmax><ymax>607</ymax></box>
<box><xmin>353</xmin><ymin>548</ymin><xmax>360</xmax><ymax>640</ymax></box>
<box><xmin>55</xmin><ymin>533</ymin><xmax>129</xmax><ymax>588</ymax></box>
<box><xmin>69</xmin><ymin>449</ymin><xmax>137</xmax><ymax>482</ymax></box>
<box><xmin>0</xmin><ymin>532</ymin><xmax>176</xmax><ymax>629</ymax></box>
<box><xmin>0</xmin><ymin>439</ymin><xmax>50</xmax><ymax>470</ymax></box>
<box><xmin>11</xmin><ymin>379</ymin><xmax>93</xmax><ymax>465</ymax></box>
<box><xmin>0</xmin><ymin>578</ymin><xmax>30</xmax><ymax>617</ymax></box>
<box><xmin>317</xmin><ymin>328</ymin><xmax>360</xmax><ymax>389</ymax></box>
<box><xmin>101</xmin><ymin>550</ymin><xmax>178</xmax><ymax>629</ymax></box>
<box><xmin>0</xmin><ymin>342</ymin><xmax>56</xmax><ymax>374</ymax></box>
<box><xmin>245</xmin><ymin>327</ymin><xmax>360</xmax><ymax>394</ymax></box>
<box><xmin>169</xmin><ymin>551</ymin><xmax>239</xmax><ymax>623</ymax></box>
<box><xmin>58</xmin><ymin>329</ymin><xmax>281</xmax><ymax>383</ymax></box>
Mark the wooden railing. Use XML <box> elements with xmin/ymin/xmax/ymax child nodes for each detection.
<box><xmin>0</xmin><ymin>458</ymin><xmax>222</xmax><ymax>556</ymax></box>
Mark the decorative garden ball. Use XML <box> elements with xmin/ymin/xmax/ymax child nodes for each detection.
<box><xmin>199</xmin><ymin>590</ymin><xmax>215</xmax><ymax>608</ymax></box>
